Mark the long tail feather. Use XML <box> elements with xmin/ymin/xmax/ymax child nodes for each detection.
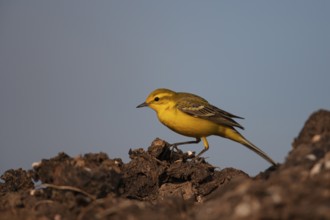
<box><xmin>221</xmin><ymin>128</ymin><xmax>277</xmax><ymax>166</ymax></box>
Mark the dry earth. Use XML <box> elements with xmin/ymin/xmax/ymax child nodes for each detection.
<box><xmin>1</xmin><ymin>109</ymin><xmax>330</xmax><ymax>220</ymax></box>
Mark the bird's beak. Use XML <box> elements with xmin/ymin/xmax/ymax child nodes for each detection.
<box><xmin>136</xmin><ymin>102</ymin><xmax>148</xmax><ymax>108</ymax></box>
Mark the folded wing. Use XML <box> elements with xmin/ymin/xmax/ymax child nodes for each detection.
<box><xmin>176</xmin><ymin>96</ymin><xmax>244</xmax><ymax>130</ymax></box>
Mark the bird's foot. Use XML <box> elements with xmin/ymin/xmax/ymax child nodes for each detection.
<box><xmin>191</xmin><ymin>155</ymin><xmax>205</xmax><ymax>163</ymax></box>
<box><xmin>169</xmin><ymin>144</ymin><xmax>183</xmax><ymax>154</ymax></box>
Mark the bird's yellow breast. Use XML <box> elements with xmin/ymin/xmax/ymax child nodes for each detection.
<box><xmin>157</xmin><ymin>106</ymin><xmax>219</xmax><ymax>138</ymax></box>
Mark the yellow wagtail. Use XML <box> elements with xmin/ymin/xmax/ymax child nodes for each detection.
<box><xmin>137</xmin><ymin>88</ymin><xmax>276</xmax><ymax>166</ymax></box>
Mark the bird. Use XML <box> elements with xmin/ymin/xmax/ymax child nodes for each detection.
<box><xmin>137</xmin><ymin>88</ymin><xmax>276</xmax><ymax>166</ymax></box>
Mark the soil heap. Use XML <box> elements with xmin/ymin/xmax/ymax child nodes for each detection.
<box><xmin>1</xmin><ymin>109</ymin><xmax>329</xmax><ymax>220</ymax></box>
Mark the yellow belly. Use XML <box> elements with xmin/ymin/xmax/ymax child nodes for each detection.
<box><xmin>157</xmin><ymin>108</ymin><xmax>219</xmax><ymax>137</ymax></box>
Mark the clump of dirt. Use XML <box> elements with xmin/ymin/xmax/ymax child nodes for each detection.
<box><xmin>1</xmin><ymin>109</ymin><xmax>330</xmax><ymax>220</ymax></box>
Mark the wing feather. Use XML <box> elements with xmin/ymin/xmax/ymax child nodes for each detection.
<box><xmin>176</xmin><ymin>96</ymin><xmax>244</xmax><ymax>130</ymax></box>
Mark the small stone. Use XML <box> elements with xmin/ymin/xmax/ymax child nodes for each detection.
<box><xmin>312</xmin><ymin>134</ymin><xmax>321</xmax><ymax>143</ymax></box>
<box><xmin>306</xmin><ymin>154</ymin><xmax>317</xmax><ymax>161</ymax></box>
<box><xmin>32</xmin><ymin>161</ymin><xmax>42</xmax><ymax>168</ymax></box>
<box><xmin>310</xmin><ymin>163</ymin><xmax>322</xmax><ymax>176</ymax></box>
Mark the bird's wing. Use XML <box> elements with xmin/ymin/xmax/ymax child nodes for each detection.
<box><xmin>176</xmin><ymin>96</ymin><xmax>245</xmax><ymax>130</ymax></box>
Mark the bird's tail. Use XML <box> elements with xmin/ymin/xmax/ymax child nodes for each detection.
<box><xmin>220</xmin><ymin>128</ymin><xmax>277</xmax><ymax>166</ymax></box>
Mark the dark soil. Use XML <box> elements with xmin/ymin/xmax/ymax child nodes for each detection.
<box><xmin>1</xmin><ymin>109</ymin><xmax>330</xmax><ymax>220</ymax></box>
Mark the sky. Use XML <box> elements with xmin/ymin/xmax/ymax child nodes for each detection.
<box><xmin>0</xmin><ymin>1</ymin><xmax>329</xmax><ymax>176</ymax></box>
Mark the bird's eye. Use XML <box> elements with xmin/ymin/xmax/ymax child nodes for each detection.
<box><xmin>154</xmin><ymin>97</ymin><xmax>160</xmax><ymax>101</ymax></box>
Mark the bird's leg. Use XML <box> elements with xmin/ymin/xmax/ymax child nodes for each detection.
<box><xmin>196</xmin><ymin>137</ymin><xmax>209</xmax><ymax>157</ymax></box>
<box><xmin>170</xmin><ymin>137</ymin><xmax>201</xmax><ymax>153</ymax></box>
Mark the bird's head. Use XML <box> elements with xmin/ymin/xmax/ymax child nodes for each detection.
<box><xmin>137</xmin><ymin>88</ymin><xmax>176</xmax><ymax>112</ymax></box>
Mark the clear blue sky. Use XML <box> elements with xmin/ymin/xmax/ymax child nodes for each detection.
<box><xmin>1</xmin><ymin>1</ymin><xmax>329</xmax><ymax>175</ymax></box>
